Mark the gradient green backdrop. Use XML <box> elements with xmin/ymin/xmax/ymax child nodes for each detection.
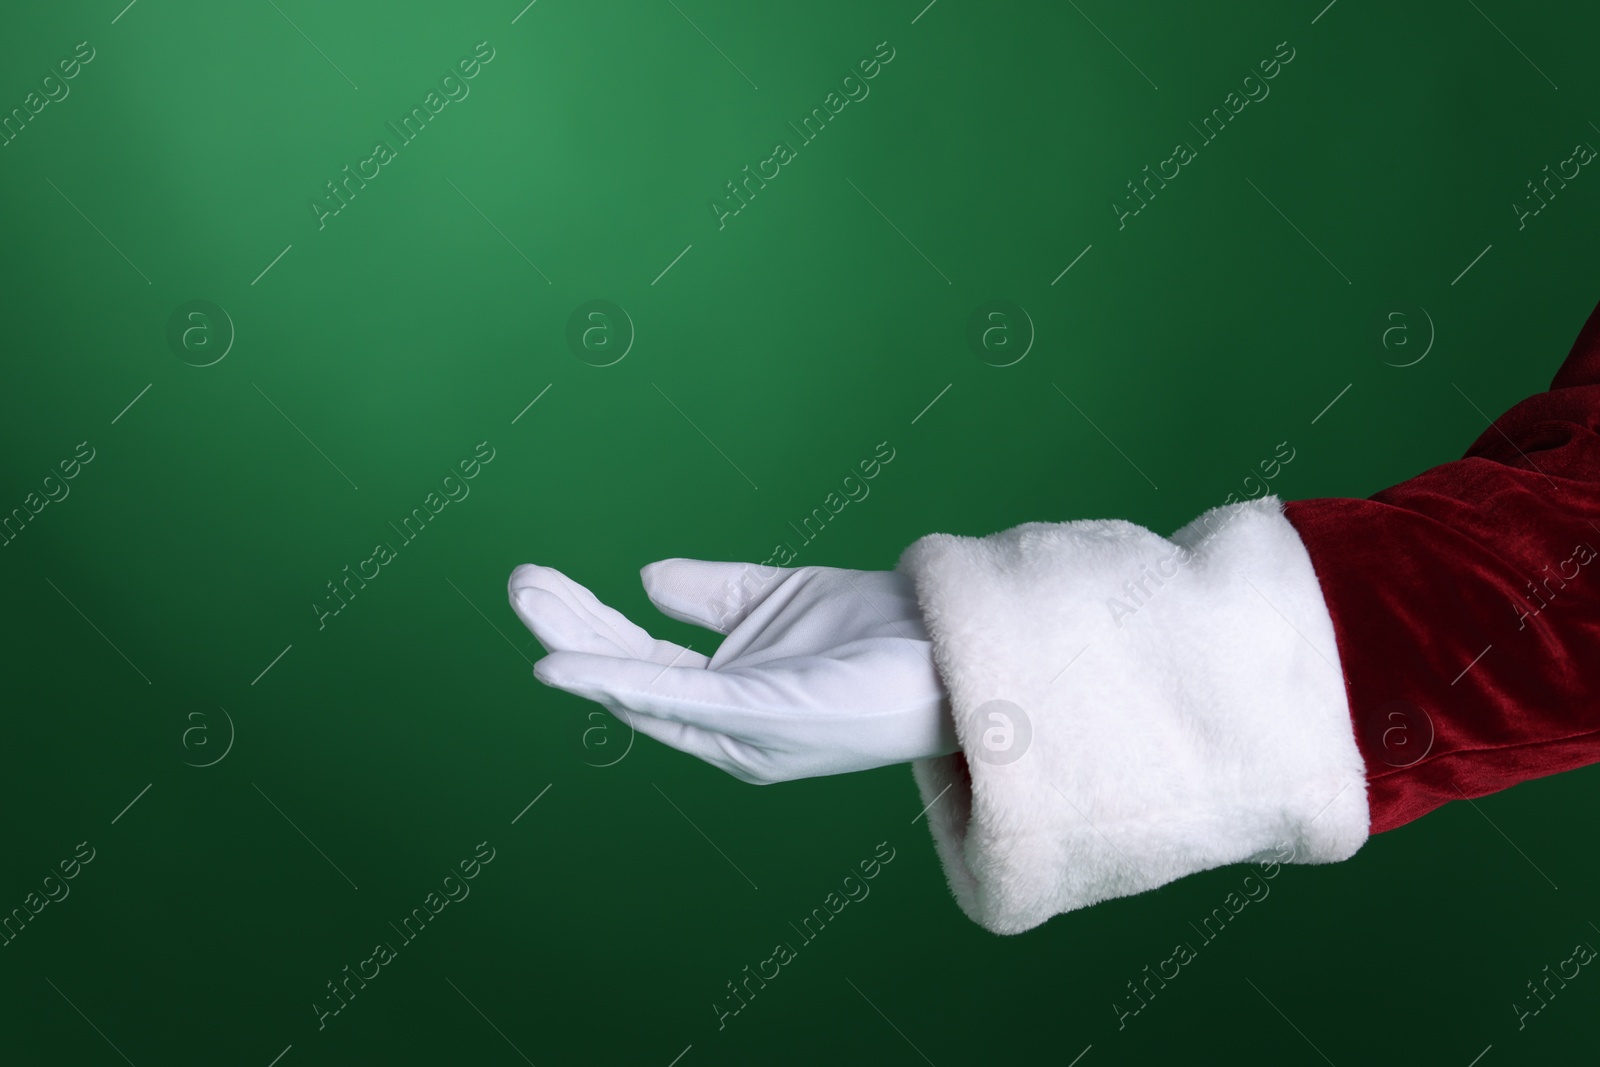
<box><xmin>2</xmin><ymin>0</ymin><xmax>1598</xmax><ymax>1063</ymax></box>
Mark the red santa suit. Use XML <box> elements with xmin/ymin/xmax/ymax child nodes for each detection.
<box><xmin>898</xmin><ymin>300</ymin><xmax>1600</xmax><ymax>935</ymax></box>
<box><xmin>1285</xmin><ymin>311</ymin><xmax>1600</xmax><ymax>833</ymax></box>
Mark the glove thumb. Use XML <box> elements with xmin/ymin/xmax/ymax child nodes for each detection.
<box><xmin>640</xmin><ymin>558</ymin><xmax>792</xmax><ymax>634</ymax></box>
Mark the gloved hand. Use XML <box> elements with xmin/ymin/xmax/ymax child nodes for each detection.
<box><xmin>507</xmin><ymin>559</ymin><xmax>959</xmax><ymax>784</ymax></box>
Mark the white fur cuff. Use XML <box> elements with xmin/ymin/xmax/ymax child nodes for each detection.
<box><xmin>896</xmin><ymin>495</ymin><xmax>1369</xmax><ymax>935</ymax></box>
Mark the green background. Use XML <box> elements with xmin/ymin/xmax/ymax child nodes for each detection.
<box><xmin>2</xmin><ymin>0</ymin><xmax>1597</xmax><ymax>1063</ymax></box>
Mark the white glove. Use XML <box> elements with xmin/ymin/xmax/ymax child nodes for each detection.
<box><xmin>506</xmin><ymin>559</ymin><xmax>959</xmax><ymax>783</ymax></box>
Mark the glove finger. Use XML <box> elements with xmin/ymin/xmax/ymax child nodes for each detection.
<box><xmin>533</xmin><ymin>650</ymin><xmax>771</xmax><ymax>735</ymax></box>
<box><xmin>509</xmin><ymin>564</ymin><xmax>708</xmax><ymax>667</ymax></box>
<box><xmin>613</xmin><ymin>708</ymin><xmax>765</xmax><ymax>783</ymax></box>
<box><xmin>510</xmin><ymin>585</ymin><xmax>633</xmax><ymax>658</ymax></box>
<box><xmin>510</xmin><ymin>563</ymin><xmax>650</xmax><ymax>654</ymax></box>
<box><xmin>640</xmin><ymin>557</ymin><xmax>794</xmax><ymax>634</ymax></box>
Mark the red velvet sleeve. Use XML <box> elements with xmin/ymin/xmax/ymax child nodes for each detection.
<box><xmin>1282</xmin><ymin>301</ymin><xmax>1600</xmax><ymax>834</ymax></box>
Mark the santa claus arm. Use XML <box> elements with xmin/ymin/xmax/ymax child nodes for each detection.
<box><xmin>1284</xmin><ymin>304</ymin><xmax>1600</xmax><ymax>833</ymax></box>
<box><xmin>899</xmin><ymin>299</ymin><xmax>1600</xmax><ymax>934</ymax></box>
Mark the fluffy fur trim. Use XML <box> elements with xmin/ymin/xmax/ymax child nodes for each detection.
<box><xmin>896</xmin><ymin>495</ymin><xmax>1368</xmax><ymax>935</ymax></box>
